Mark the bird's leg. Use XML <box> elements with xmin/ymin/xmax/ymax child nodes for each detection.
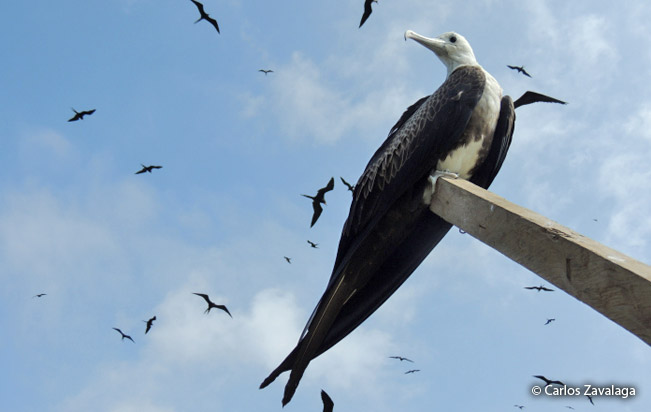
<box><xmin>422</xmin><ymin>169</ymin><xmax>459</xmax><ymax>204</ymax></box>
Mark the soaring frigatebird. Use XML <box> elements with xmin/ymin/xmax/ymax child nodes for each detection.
<box><xmin>260</xmin><ymin>30</ymin><xmax>516</xmax><ymax>406</ymax></box>
<box><xmin>68</xmin><ymin>108</ymin><xmax>95</xmax><ymax>122</ymax></box>
<box><xmin>302</xmin><ymin>177</ymin><xmax>335</xmax><ymax>227</ymax></box>
<box><xmin>135</xmin><ymin>164</ymin><xmax>162</xmax><ymax>174</ymax></box>
<box><xmin>193</xmin><ymin>293</ymin><xmax>232</xmax><ymax>317</ymax></box>
<box><xmin>340</xmin><ymin>177</ymin><xmax>355</xmax><ymax>192</ymax></box>
<box><xmin>389</xmin><ymin>356</ymin><xmax>413</xmax><ymax>362</ymax></box>
<box><xmin>514</xmin><ymin>406</ymin><xmax>525</xmax><ymax>410</ymax></box>
<box><xmin>143</xmin><ymin>316</ymin><xmax>156</xmax><ymax>334</ymax></box>
<box><xmin>32</xmin><ymin>293</ymin><xmax>47</xmax><ymax>298</ymax></box>
<box><xmin>359</xmin><ymin>0</ymin><xmax>378</xmax><ymax>28</ymax></box>
<box><xmin>321</xmin><ymin>390</ymin><xmax>334</xmax><ymax>412</ymax></box>
<box><xmin>544</xmin><ymin>318</ymin><xmax>555</xmax><ymax>325</ymax></box>
<box><xmin>514</xmin><ymin>91</ymin><xmax>566</xmax><ymax>109</ymax></box>
<box><xmin>190</xmin><ymin>0</ymin><xmax>220</xmax><ymax>33</ymax></box>
<box><xmin>259</xmin><ymin>69</ymin><xmax>274</xmax><ymax>75</ymax></box>
<box><xmin>404</xmin><ymin>369</ymin><xmax>421</xmax><ymax>374</ymax></box>
<box><xmin>533</xmin><ymin>375</ymin><xmax>565</xmax><ymax>387</ymax></box>
<box><xmin>525</xmin><ymin>285</ymin><xmax>554</xmax><ymax>292</ymax></box>
<box><xmin>507</xmin><ymin>65</ymin><xmax>532</xmax><ymax>78</ymax></box>
<box><xmin>113</xmin><ymin>327</ymin><xmax>135</xmax><ymax>343</ymax></box>
<box><xmin>307</xmin><ymin>240</ymin><xmax>319</xmax><ymax>249</ymax></box>
<box><xmin>284</xmin><ymin>256</ymin><xmax>292</xmax><ymax>264</ymax></box>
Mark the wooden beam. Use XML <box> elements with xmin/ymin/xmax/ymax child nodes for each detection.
<box><xmin>429</xmin><ymin>177</ymin><xmax>651</xmax><ymax>346</ymax></box>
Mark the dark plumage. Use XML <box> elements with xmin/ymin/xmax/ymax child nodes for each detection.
<box><xmin>514</xmin><ymin>406</ymin><xmax>525</xmax><ymax>410</ymax></box>
<box><xmin>586</xmin><ymin>394</ymin><xmax>594</xmax><ymax>405</ymax></box>
<box><xmin>32</xmin><ymin>293</ymin><xmax>47</xmax><ymax>298</ymax></box>
<box><xmin>544</xmin><ymin>318</ymin><xmax>555</xmax><ymax>325</ymax></box>
<box><xmin>340</xmin><ymin>177</ymin><xmax>355</xmax><ymax>192</ymax></box>
<box><xmin>190</xmin><ymin>0</ymin><xmax>220</xmax><ymax>33</ymax></box>
<box><xmin>259</xmin><ymin>69</ymin><xmax>274</xmax><ymax>75</ymax></box>
<box><xmin>321</xmin><ymin>390</ymin><xmax>334</xmax><ymax>412</ymax></box>
<box><xmin>525</xmin><ymin>285</ymin><xmax>554</xmax><ymax>292</ymax></box>
<box><xmin>507</xmin><ymin>65</ymin><xmax>532</xmax><ymax>77</ymax></box>
<box><xmin>144</xmin><ymin>316</ymin><xmax>156</xmax><ymax>334</ymax></box>
<box><xmin>193</xmin><ymin>293</ymin><xmax>232</xmax><ymax>317</ymax></box>
<box><xmin>284</xmin><ymin>256</ymin><xmax>292</xmax><ymax>264</ymax></box>
<box><xmin>113</xmin><ymin>328</ymin><xmax>135</xmax><ymax>343</ymax></box>
<box><xmin>68</xmin><ymin>108</ymin><xmax>95</xmax><ymax>122</ymax></box>
<box><xmin>260</xmin><ymin>31</ymin><xmax>516</xmax><ymax>406</ymax></box>
<box><xmin>135</xmin><ymin>164</ymin><xmax>162</xmax><ymax>174</ymax></box>
<box><xmin>359</xmin><ymin>0</ymin><xmax>377</xmax><ymax>28</ymax></box>
<box><xmin>301</xmin><ymin>177</ymin><xmax>335</xmax><ymax>227</ymax></box>
<box><xmin>389</xmin><ymin>356</ymin><xmax>413</xmax><ymax>362</ymax></box>
<box><xmin>533</xmin><ymin>375</ymin><xmax>565</xmax><ymax>387</ymax></box>
<box><xmin>404</xmin><ymin>369</ymin><xmax>420</xmax><ymax>374</ymax></box>
<box><xmin>514</xmin><ymin>91</ymin><xmax>566</xmax><ymax>109</ymax></box>
<box><xmin>307</xmin><ymin>240</ymin><xmax>319</xmax><ymax>249</ymax></box>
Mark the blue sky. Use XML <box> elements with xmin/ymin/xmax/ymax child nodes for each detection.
<box><xmin>1</xmin><ymin>0</ymin><xmax>650</xmax><ymax>411</ymax></box>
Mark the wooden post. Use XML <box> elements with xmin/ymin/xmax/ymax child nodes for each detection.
<box><xmin>429</xmin><ymin>177</ymin><xmax>651</xmax><ymax>346</ymax></box>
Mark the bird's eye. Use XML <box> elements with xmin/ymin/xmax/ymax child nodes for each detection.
<box><xmin>450</xmin><ymin>36</ymin><xmax>457</xmax><ymax>43</ymax></box>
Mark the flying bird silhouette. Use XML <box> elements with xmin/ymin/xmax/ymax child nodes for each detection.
<box><xmin>302</xmin><ymin>177</ymin><xmax>335</xmax><ymax>227</ymax></box>
<box><xmin>284</xmin><ymin>256</ymin><xmax>292</xmax><ymax>264</ymax></box>
<box><xmin>514</xmin><ymin>406</ymin><xmax>525</xmax><ymax>410</ymax></box>
<box><xmin>321</xmin><ymin>390</ymin><xmax>334</xmax><ymax>412</ymax></box>
<box><xmin>68</xmin><ymin>108</ymin><xmax>95</xmax><ymax>122</ymax></box>
<box><xmin>525</xmin><ymin>285</ymin><xmax>554</xmax><ymax>292</ymax></box>
<box><xmin>190</xmin><ymin>0</ymin><xmax>220</xmax><ymax>33</ymax></box>
<box><xmin>307</xmin><ymin>240</ymin><xmax>319</xmax><ymax>249</ymax></box>
<box><xmin>113</xmin><ymin>328</ymin><xmax>135</xmax><ymax>343</ymax></box>
<box><xmin>507</xmin><ymin>65</ymin><xmax>532</xmax><ymax>77</ymax></box>
<box><xmin>143</xmin><ymin>316</ymin><xmax>156</xmax><ymax>334</ymax></box>
<box><xmin>586</xmin><ymin>394</ymin><xmax>594</xmax><ymax>405</ymax></box>
<box><xmin>533</xmin><ymin>375</ymin><xmax>565</xmax><ymax>387</ymax></box>
<box><xmin>359</xmin><ymin>0</ymin><xmax>377</xmax><ymax>28</ymax></box>
<box><xmin>404</xmin><ymin>369</ymin><xmax>420</xmax><ymax>374</ymax></box>
<box><xmin>340</xmin><ymin>177</ymin><xmax>355</xmax><ymax>192</ymax></box>
<box><xmin>135</xmin><ymin>164</ymin><xmax>162</xmax><ymax>174</ymax></box>
<box><xmin>193</xmin><ymin>293</ymin><xmax>232</xmax><ymax>317</ymax></box>
<box><xmin>565</xmin><ymin>407</ymin><xmax>575</xmax><ymax>410</ymax></box>
<box><xmin>514</xmin><ymin>91</ymin><xmax>566</xmax><ymax>109</ymax></box>
<box><xmin>259</xmin><ymin>69</ymin><xmax>274</xmax><ymax>75</ymax></box>
<box><xmin>32</xmin><ymin>293</ymin><xmax>47</xmax><ymax>298</ymax></box>
<box><xmin>389</xmin><ymin>356</ymin><xmax>413</xmax><ymax>362</ymax></box>
<box><xmin>544</xmin><ymin>318</ymin><xmax>555</xmax><ymax>325</ymax></box>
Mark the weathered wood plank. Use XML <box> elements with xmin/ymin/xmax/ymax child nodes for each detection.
<box><xmin>429</xmin><ymin>177</ymin><xmax>651</xmax><ymax>346</ymax></box>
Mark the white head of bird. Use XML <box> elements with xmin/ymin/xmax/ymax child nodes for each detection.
<box><xmin>405</xmin><ymin>31</ymin><xmax>478</xmax><ymax>77</ymax></box>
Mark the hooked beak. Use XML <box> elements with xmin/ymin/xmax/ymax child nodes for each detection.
<box><xmin>404</xmin><ymin>30</ymin><xmax>446</xmax><ymax>56</ymax></box>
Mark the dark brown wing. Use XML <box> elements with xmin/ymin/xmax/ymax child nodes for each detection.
<box><xmin>216</xmin><ymin>304</ymin><xmax>232</xmax><ymax>318</ymax></box>
<box><xmin>316</xmin><ymin>177</ymin><xmax>335</xmax><ymax>199</ymax></box>
<box><xmin>205</xmin><ymin>15</ymin><xmax>220</xmax><ymax>33</ymax></box>
<box><xmin>321</xmin><ymin>390</ymin><xmax>334</xmax><ymax>412</ymax></box>
<box><xmin>359</xmin><ymin>0</ymin><xmax>373</xmax><ymax>28</ymax></box>
<box><xmin>193</xmin><ymin>292</ymin><xmax>212</xmax><ymax>304</ymax></box>
<box><xmin>310</xmin><ymin>201</ymin><xmax>323</xmax><ymax>227</ymax></box>
<box><xmin>514</xmin><ymin>91</ymin><xmax>566</xmax><ymax>108</ymax></box>
<box><xmin>190</xmin><ymin>0</ymin><xmax>205</xmax><ymax>14</ymax></box>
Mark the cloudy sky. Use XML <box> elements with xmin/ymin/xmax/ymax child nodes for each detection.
<box><xmin>1</xmin><ymin>0</ymin><xmax>650</xmax><ymax>411</ymax></box>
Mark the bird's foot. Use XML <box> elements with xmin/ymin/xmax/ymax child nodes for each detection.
<box><xmin>423</xmin><ymin>170</ymin><xmax>459</xmax><ymax>204</ymax></box>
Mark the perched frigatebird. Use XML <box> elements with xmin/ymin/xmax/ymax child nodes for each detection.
<box><xmin>68</xmin><ymin>108</ymin><xmax>95</xmax><ymax>122</ymax></box>
<box><xmin>113</xmin><ymin>327</ymin><xmax>135</xmax><ymax>343</ymax></box>
<box><xmin>135</xmin><ymin>164</ymin><xmax>162</xmax><ymax>174</ymax></box>
<box><xmin>359</xmin><ymin>0</ymin><xmax>378</xmax><ymax>28</ymax></box>
<box><xmin>193</xmin><ymin>293</ymin><xmax>232</xmax><ymax>317</ymax></box>
<box><xmin>307</xmin><ymin>240</ymin><xmax>319</xmax><ymax>249</ymax></box>
<box><xmin>190</xmin><ymin>0</ymin><xmax>220</xmax><ymax>33</ymax></box>
<box><xmin>302</xmin><ymin>177</ymin><xmax>335</xmax><ymax>227</ymax></box>
<box><xmin>340</xmin><ymin>177</ymin><xmax>355</xmax><ymax>192</ymax></box>
<box><xmin>260</xmin><ymin>30</ymin><xmax>516</xmax><ymax>405</ymax></box>
<box><xmin>143</xmin><ymin>316</ymin><xmax>156</xmax><ymax>334</ymax></box>
<box><xmin>507</xmin><ymin>65</ymin><xmax>532</xmax><ymax>78</ymax></box>
<box><xmin>321</xmin><ymin>390</ymin><xmax>334</xmax><ymax>412</ymax></box>
<box><xmin>525</xmin><ymin>285</ymin><xmax>554</xmax><ymax>292</ymax></box>
<box><xmin>259</xmin><ymin>69</ymin><xmax>274</xmax><ymax>75</ymax></box>
<box><xmin>514</xmin><ymin>91</ymin><xmax>566</xmax><ymax>109</ymax></box>
<box><xmin>533</xmin><ymin>375</ymin><xmax>565</xmax><ymax>387</ymax></box>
